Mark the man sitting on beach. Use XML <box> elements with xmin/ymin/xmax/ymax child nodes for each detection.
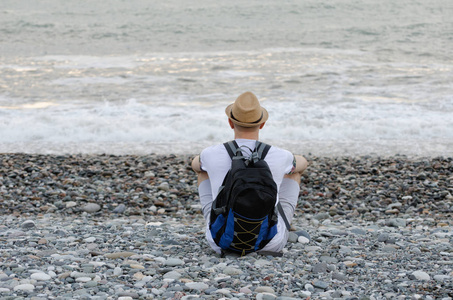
<box><xmin>191</xmin><ymin>91</ymin><xmax>308</xmax><ymax>254</ymax></box>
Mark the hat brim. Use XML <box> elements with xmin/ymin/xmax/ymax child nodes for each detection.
<box><xmin>225</xmin><ymin>104</ymin><xmax>269</xmax><ymax>127</ymax></box>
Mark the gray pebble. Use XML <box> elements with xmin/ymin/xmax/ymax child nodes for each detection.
<box><xmin>21</xmin><ymin>220</ymin><xmax>35</xmax><ymax>229</ymax></box>
<box><xmin>113</xmin><ymin>204</ymin><xmax>127</xmax><ymax>213</ymax></box>
<box><xmin>312</xmin><ymin>280</ymin><xmax>329</xmax><ymax>290</ymax></box>
<box><xmin>314</xmin><ymin>212</ymin><xmax>330</xmax><ymax>221</ymax></box>
<box><xmin>295</xmin><ymin>230</ymin><xmax>311</xmax><ymax>240</ymax></box>
<box><xmin>312</xmin><ymin>262</ymin><xmax>328</xmax><ymax>273</ymax></box>
<box><xmin>165</xmin><ymin>258</ymin><xmax>184</xmax><ymax>267</ymax></box>
<box><xmin>287</xmin><ymin>232</ymin><xmax>298</xmax><ymax>243</ymax></box>
<box><xmin>386</xmin><ymin>218</ymin><xmax>407</xmax><ymax>228</ymax></box>
<box><xmin>378</xmin><ymin>233</ymin><xmax>389</xmax><ymax>242</ymax></box>
<box><xmin>82</xmin><ymin>203</ymin><xmax>101</xmax><ymax>213</ymax></box>
<box><xmin>350</xmin><ymin>227</ymin><xmax>367</xmax><ymax>235</ymax></box>
<box><xmin>332</xmin><ymin>272</ymin><xmax>348</xmax><ymax>281</ymax></box>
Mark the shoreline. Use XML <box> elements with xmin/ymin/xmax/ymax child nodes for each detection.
<box><xmin>2</xmin><ymin>138</ymin><xmax>453</xmax><ymax>159</ymax></box>
<box><xmin>1</xmin><ymin>153</ymin><xmax>452</xmax><ymax>299</ymax></box>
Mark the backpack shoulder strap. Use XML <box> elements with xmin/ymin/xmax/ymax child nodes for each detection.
<box><xmin>277</xmin><ymin>202</ymin><xmax>291</xmax><ymax>231</ymax></box>
<box><xmin>255</xmin><ymin>141</ymin><xmax>291</xmax><ymax>231</ymax></box>
<box><xmin>255</xmin><ymin>141</ymin><xmax>271</xmax><ymax>160</ymax></box>
<box><xmin>223</xmin><ymin>140</ymin><xmax>240</xmax><ymax>159</ymax></box>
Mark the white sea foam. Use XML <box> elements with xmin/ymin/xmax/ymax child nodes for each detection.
<box><xmin>1</xmin><ymin>96</ymin><xmax>452</xmax><ymax>156</ymax></box>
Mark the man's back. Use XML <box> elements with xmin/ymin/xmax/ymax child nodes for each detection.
<box><xmin>200</xmin><ymin>138</ymin><xmax>295</xmax><ymax>200</ymax></box>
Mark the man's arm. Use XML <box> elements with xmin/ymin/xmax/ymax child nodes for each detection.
<box><xmin>284</xmin><ymin>155</ymin><xmax>308</xmax><ymax>184</ymax></box>
<box><xmin>191</xmin><ymin>155</ymin><xmax>209</xmax><ymax>186</ymax></box>
<box><xmin>191</xmin><ymin>155</ymin><xmax>202</xmax><ymax>173</ymax></box>
<box><xmin>294</xmin><ymin>155</ymin><xmax>308</xmax><ymax>174</ymax></box>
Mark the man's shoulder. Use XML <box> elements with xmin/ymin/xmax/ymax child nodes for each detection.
<box><xmin>201</xmin><ymin>143</ymin><xmax>226</xmax><ymax>154</ymax></box>
<box><xmin>267</xmin><ymin>144</ymin><xmax>293</xmax><ymax>157</ymax></box>
<box><xmin>200</xmin><ymin>143</ymin><xmax>228</xmax><ymax>159</ymax></box>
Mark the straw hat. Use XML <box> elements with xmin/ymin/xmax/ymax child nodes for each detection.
<box><xmin>225</xmin><ymin>92</ymin><xmax>269</xmax><ymax>127</ymax></box>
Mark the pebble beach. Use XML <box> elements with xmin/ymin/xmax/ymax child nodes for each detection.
<box><xmin>0</xmin><ymin>153</ymin><xmax>452</xmax><ymax>300</ymax></box>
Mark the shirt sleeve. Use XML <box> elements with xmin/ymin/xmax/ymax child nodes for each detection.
<box><xmin>285</xmin><ymin>154</ymin><xmax>297</xmax><ymax>175</ymax></box>
<box><xmin>200</xmin><ymin>146</ymin><xmax>213</xmax><ymax>172</ymax></box>
<box><xmin>199</xmin><ymin>151</ymin><xmax>206</xmax><ymax>172</ymax></box>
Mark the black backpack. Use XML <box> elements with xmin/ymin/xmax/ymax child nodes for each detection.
<box><xmin>209</xmin><ymin>140</ymin><xmax>289</xmax><ymax>256</ymax></box>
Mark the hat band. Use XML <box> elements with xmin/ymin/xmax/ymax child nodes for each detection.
<box><xmin>230</xmin><ymin>111</ymin><xmax>263</xmax><ymax>124</ymax></box>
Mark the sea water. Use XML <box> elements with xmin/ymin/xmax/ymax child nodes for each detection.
<box><xmin>1</xmin><ymin>0</ymin><xmax>452</xmax><ymax>156</ymax></box>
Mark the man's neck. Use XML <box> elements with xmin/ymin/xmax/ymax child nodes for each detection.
<box><xmin>234</xmin><ymin>132</ymin><xmax>259</xmax><ymax>140</ymax></box>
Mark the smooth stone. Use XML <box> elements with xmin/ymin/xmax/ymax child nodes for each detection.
<box><xmin>146</xmin><ymin>221</ymin><xmax>163</xmax><ymax>227</ymax></box>
<box><xmin>158</xmin><ymin>182</ymin><xmax>170</xmax><ymax>191</ymax></box>
<box><xmin>82</xmin><ymin>203</ymin><xmax>101</xmax><ymax>213</ymax></box>
<box><xmin>320</xmin><ymin>256</ymin><xmax>338</xmax><ymax>264</ymax></box>
<box><xmin>339</xmin><ymin>245</ymin><xmax>352</xmax><ymax>254</ymax></box>
<box><xmin>133</xmin><ymin>272</ymin><xmax>145</xmax><ymax>280</ymax></box>
<box><xmin>313</xmin><ymin>280</ymin><xmax>328</xmax><ymax>290</ymax></box>
<box><xmin>256</xmin><ymin>293</ymin><xmax>277</xmax><ymax>300</ymax></box>
<box><xmin>350</xmin><ymin>228</ymin><xmax>367</xmax><ymax>235</ymax></box>
<box><xmin>411</xmin><ymin>271</ymin><xmax>431</xmax><ymax>281</ymax></box>
<box><xmin>105</xmin><ymin>252</ymin><xmax>136</xmax><ymax>259</ymax></box>
<box><xmin>304</xmin><ymin>284</ymin><xmax>314</xmax><ymax>292</ymax></box>
<box><xmin>75</xmin><ymin>277</ymin><xmax>92</xmax><ymax>282</ymax></box>
<box><xmin>295</xmin><ymin>230</ymin><xmax>311</xmax><ymax>240</ymax></box>
<box><xmin>386</xmin><ymin>218</ymin><xmax>407</xmax><ymax>228</ymax></box>
<box><xmin>240</xmin><ymin>287</ymin><xmax>253</xmax><ymax>294</ymax></box>
<box><xmin>13</xmin><ymin>283</ymin><xmax>35</xmax><ymax>291</ymax></box>
<box><xmin>378</xmin><ymin>233</ymin><xmax>389</xmax><ymax>242</ymax></box>
<box><xmin>214</xmin><ymin>274</ymin><xmax>231</xmax><ymax>282</ymax></box>
<box><xmin>165</xmin><ymin>258</ymin><xmax>184</xmax><ymax>266</ymax></box>
<box><xmin>312</xmin><ymin>263</ymin><xmax>328</xmax><ymax>273</ymax></box>
<box><xmin>84</xmin><ymin>281</ymin><xmax>98</xmax><ymax>288</ymax></box>
<box><xmin>327</xmin><ymin>264</ymin><xmax>337</xmax><ymax>272</ymax></box>
<box><xmin>314</xmin><ymin>212</ymin><xmax>330</xmax><ymax>221</ymax></box>
<box><xmin>223</xmin><ymin>266</ymin><xmax>243</xmax><ymax>275</ymax></box>
<box><xmin>21</xmin><ymin>220</ymin><xmax>35</xmax><ymax>229</ymax></box>
<box><xmin>433</xmin><ymin>275</ymin><xmax>450</xmax><ymax>281</ymax></box>
<box><xmin>70</xmin><ymin>272</ymin><xmax>96</xmax><ymax>279</ymax></box>
<box><xmin>297</xmin><ymin>236</ymin><xmax>310</xmax><ymax>244</ymax></box>
<box><xmin>163</xmin><ymin>271</ymin><xmax>182</xmax><ymax>280</ymax></box>
<box><xmin>255</xmin><ymin>286</ymin><xmax>275</xmax><ymax>294</ymax></box>
<box><xmin>113</xmin><ymin>204</ymin><xmax>127</xmax><ymax>213</ymax></box>
<box><xmin>130</xmin><ymin>264</ymin><xmax>144</xmax><ymax>269</ymax></box>
<box><xmin>117</xmin><ymin>291</ymin><xmax>139</xmax><ymax>298</ymax></box>
<box><xmin>152</xmin><ymin>287</ymin><xmax>164</xmax><ymax>295</ymax></box>
<box><xmin>305</xmin><ymin>246</ymin><xmax>321</xmax><ymax>252</ymax></box>
<box><xmin>382</xmin><ymin>245</ymin><xmax>397</xmax><ymax>252</ymax></box>
<box><xmin>343</xmin><ymin>261</ymin><xmax>357</xmax><ymax>267</ymax></box>
<box><xmin>287</xmin><ymin>232</ymin><xmax>298</xmax><ymax>243</ymax></box>
<box><xmin>84</xmin><ymin>237</ymin><xmax>96</xmax><ymax>243</ymax></box>
<box><xmin>185</xmin><ymin>282</ymin><xmax>209</xmax><ymax>291</ymax></box>
<box><xmin>215</xmin><ymin>288</ymin><xmax>232</xmax><ymax>295</ymax></box>
<box><xmin>30</xmin><ymin>272</ymin><xmax>51</xmax><ymax>281</ymax></box>
<box><xmin>144</xmin><ymin>171</ymin><xmax>155</xmax><ymax>178</ymax></box>
<box><xmin>255</xmin><ymin>259</ymin><xmax>272</xmax><ymax>267</ymax></box>
<box><xmin>332</xmin><ymin>272</ymin><xmax>348</xmax><ymax>281</ymax></box>
<box><xmin>66</xmin><ymin>201</ymin><xmax>77</xmax><ymax>208</ymax></box>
